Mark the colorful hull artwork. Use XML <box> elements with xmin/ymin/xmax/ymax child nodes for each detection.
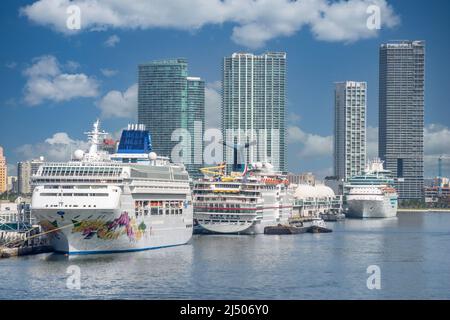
<box><xmin>35</xmin><ymin>210</ymin><xmax>192</xmax><ymax>254</ymax></box>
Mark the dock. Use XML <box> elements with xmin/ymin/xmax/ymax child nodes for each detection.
<box><xmin>0</xmin><ymin>245</ymin><xmax>53</xmax><ymax>258</ymax></box>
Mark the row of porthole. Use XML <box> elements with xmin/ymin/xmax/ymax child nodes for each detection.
<box><xmin>44</xmin><ymin>204</ymin><xmax>97</xmax><ymax>208</ymax></box>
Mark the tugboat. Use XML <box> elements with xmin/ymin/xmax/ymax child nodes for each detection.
<box><xmin>307</xmin><ymin>218</ymin><xmax>332</xmax><ymax>233</ymax></box>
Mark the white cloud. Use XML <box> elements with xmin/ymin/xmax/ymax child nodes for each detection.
<box><xmin>104</xmin><ymin>34</ymin><xmax>120</xmax><ymax>47</ymax></box>
<box><xmin>287</xmin><ymin>125</ymin><xmax>332</xmax><ymax>158</ymax></box>
<box><xmin>311</xmin><ymin>0</ymin><xmax>400</xmax><ymax>42</ymax></box>
<box><xmin>424</xmin><ymin>124</ymin><xmax>450</xmax><ymax>177</ymax></box>
<box><xmin>97</xmin><ymin>83</ymin><xmax>137</xmax><ymax>119</ymax></box>
<box><xmin>16</xmin><ymin>132</ymin><xmax>90</xmax><ymax>162</ymax></box>
<box><xmin>5</xmin><ymin>61</ymin><xmax>17</xmax><ymax>69</ymax></box>
<box><xmin>23</xmin><ymin>55</ymin><xmax>99</xmax><ymax>106</ymax></box>
<box><xmin>205</xmin><ymin>81</ymin><xmax>221</xmax><ymax>129</ymax></box>
<box><xmin>100</xmin><ymin>68</ymin><xmax>118</xmax><ymax>77</ymax></box>
<box><xmin>20</xmin><ymin>0</ymin><xmax>400</xmax><ymax>48</ymax></box>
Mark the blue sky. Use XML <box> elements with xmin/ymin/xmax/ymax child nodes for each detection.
<box><xmin>1</xmin><ymin>0</ymin><xmax>450</xmax><ymax>179</ymax></box>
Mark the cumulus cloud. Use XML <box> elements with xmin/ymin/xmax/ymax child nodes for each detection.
<box><xmin>104</xmin><ymin>34</ymin><xmax>120</xmax><ymax>47</ymax></box>
<box><xmin>16</xmin><ymin>132</ymin><xmax>90</xmax><ymax>162</ymax></box>
<box><xmin>20</xmin><ymin>0</ymin><xmax>400</xmax><ymax>48</ymax></box>
<box><xmin>100</xmin><ymin>68</ymin><xmax>118</xmax><ymax>77</ymax></box>
<box><xmin>205</xmin><ymin>81</ymin><xmax>221</xmax><ymax>129</ymax></box>
<box><xmin>97</xmin><ymin>83</ymin><xmax>137</xmax><ymax>119</ymax></box>
<box><xmin>23</xmin><ymin>55</ymin><xmax>99</xmax><ymax>106</ymax></box>
<box><xmin>287</xmin><ymin>125</ymin><xmax>333</xmax><ymax>158</ymax></box>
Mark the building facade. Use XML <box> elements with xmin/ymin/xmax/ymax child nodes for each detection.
<box><xmin>222</xmin><ymin>52</ymin><xmax>286</xmax><ymax>172</ymax></box>
<box><xmin>379</xmin><ymin>41</ymin><xmax>425</xmax><ymax>200</ymax></box>
<box><xmin>0</xmin><ymin>147</ymin><xmax>7</xmax><ymax>194</ymax></box>
<box><xmin>17</xmin><ymin>157</ymin><xmax>44</xmax><ymax>195</ymax></box>
<box><xmin>138</xmin><ymin>59</ymin><xmax>205</xmax><ymax>179</ymax></box>
<box><xmin>287</xmin><ymin>172</ymin><xmax>316</xmax><ymax>186</ymax></box>
<box><xmin>7</xmin><ymin>176</ymin><xmax>18</xmax><ymax>193</ymax></box>
<box><xmin>334</xmin><ymin>81</ymin><xmax>367</xmax><ymax>181</ymax></box>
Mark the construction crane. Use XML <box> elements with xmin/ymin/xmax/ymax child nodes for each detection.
<box><xmin>220</xmin><ymin>139</ymin><xmax>256</xmax><ymax>173</ymax></box>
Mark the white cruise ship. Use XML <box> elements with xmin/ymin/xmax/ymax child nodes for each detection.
<box><xmin>345</xmin><ymin>158</ymin><xmax>398</xmax><ymax>218</ymax></box>
<box><xmin>31</xmin><ymin>121</ymin><xmax>193</xmax><ymax>254</ymax></box>
<box><xmin>193</xmin><ymin>162</ymin><xmax>294</xmax><ymax>234</ymax></box>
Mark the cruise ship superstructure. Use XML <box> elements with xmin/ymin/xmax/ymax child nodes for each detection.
<box><xmin>345</xmin><ymin>158</ymin><xmax>398</xmax><ymax>218</ymax></box>
<box><xmin>31</xmin><ymin>121</ymin><xmax>193</xmax><ymax>254</ymax></box>
<box><xmin>193</xmin><ymin>162</ymin><xmax>294</xmax><ymax>234</ymax></box>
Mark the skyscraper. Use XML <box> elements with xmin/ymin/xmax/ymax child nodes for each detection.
<box><xmin>0</xmin><ymin>146</ymin><xmax>7</xmax><ymax>193</ymax></box>
<box><xmin>138</xmin><ymin>59</ymin><xmax>205</xmax><ymax>178</ymax></box>
<box><xmin>379</xmin><ymin>41</ymin><xmax>425</xmax><ymax>200</ymax></box>
<box><xmin>334</xmin><ymin>81</ymin><xmax>367</xmax><ymax>181</ymax></box>
<box><xmin>222</xmin><ymin>52</ymin><xmax>286</xmax><ymax>172</ymax></box>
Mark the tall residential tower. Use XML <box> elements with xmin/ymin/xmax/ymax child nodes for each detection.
<box><xmin>222</xmin><ymin>52</ymin><xmax>286</xmax><ymax>172</ymax></box>
<box><xmin>138</xmin><ymin>58</ymin><xmax>205</xmax><ymax>178</ymax></box>
<box><xmin>0</xmin><ymin>146</ymin><xmax>7</xmax><ymax>193</ymax></box>
<box><xmin>334</xmin><ymin>81</ymin><xmax>367</xmax><ymax>181</ymax></box>
<box><xmin>379</xmin><ymin>41</ymin><xmax>425</xmax><ymax>200</ymax></box>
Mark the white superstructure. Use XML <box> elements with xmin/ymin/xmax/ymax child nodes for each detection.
<box><xmin>193</xmin><ymin>163</ymin><xmax>293</xmax><ymax>234</ymax></box>
<box><xmin>345</xmin><ymin>158</ymin><xmax>398</xmax><ymax>218</ymax></box>
<box><xmin>31</xmin><ymin>120</ymin><xmax>193</xmax><ymax>254</ymax></box>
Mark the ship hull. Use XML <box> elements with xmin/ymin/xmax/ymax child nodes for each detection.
<box><xmin>33</xmin><ymin>208</ymin><xmax>193</xmax><ymax>254</ymax></box>
<box><xmin>195</xmin><ymin>208</ymin><xmax>291</xmax><ymax>235</ymax></box>
<box><xmin>346</xmin><ymin>197</ymin><xmax>397</xmax><ymax>218</ymax></box>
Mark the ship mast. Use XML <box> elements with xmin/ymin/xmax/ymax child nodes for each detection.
<box><xmin>85</xmin><ymin>119</ymin><xmax>107</xmax><ymax>155</ymax></box>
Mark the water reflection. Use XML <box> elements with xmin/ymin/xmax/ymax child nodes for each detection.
<box><xmin>1</xmin><ymin>213</ymin><xmax>450</xmax><ymax>299</ymax></box>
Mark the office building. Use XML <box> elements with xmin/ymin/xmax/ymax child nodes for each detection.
<box><xmin>379</xmin><ymin>40</ymin><xmax>425</xmax><ymax>200</ymax></box>
<box><xmin>18</xmin><ymin>157</ymin><xmax>44</xmax><ymax>195</ymax></box>
<box><xmin>138</xmin><ymin>58</ymin><xmax>205</xmax><ymax>179</ymax></box>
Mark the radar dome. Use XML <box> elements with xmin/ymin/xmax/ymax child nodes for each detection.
<box><xmin>149</xmin><ymin>152</ymin><xmax>157</xmax><ymax>160</ymax></box>
<box><xmin>73</xmin><ymin>149</ymin><xmax>84</xmax><ymax>160</ymax></box>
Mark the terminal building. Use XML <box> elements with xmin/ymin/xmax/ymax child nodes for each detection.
<box><xmin>292</xmin><ymin>184</ymin><xmax>343</xmax><ymax>217</ymax></box>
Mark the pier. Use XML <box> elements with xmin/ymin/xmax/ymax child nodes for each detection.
<box><xmin>0</xmin><ymin>199</ymin><xmax>53</xmax><ymax>259</ymax></box>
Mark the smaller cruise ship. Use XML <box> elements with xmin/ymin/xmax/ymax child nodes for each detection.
<box><xmin>345</xmin><ymin>158</ymin><xmax>398</xmax><ymax>218</ymax></box>
<box><xmin>193</xmin><ymin>162</ymin><xmax>294</xmax><ymax>234</ymax></box>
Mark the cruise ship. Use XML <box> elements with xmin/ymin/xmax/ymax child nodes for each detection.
<box><xmin>193</xmin><ymin>162</ymin><xmax>294</xmax><ymax>234</ymax></box>
<box><xmin>345</xmin><ymin>158</ymin><xmax>398</xmax><ymax>218</ymax></box>
<box><xmin>31</xmin><ymin>121</ymin><xmax>193</xmax><ymax>254</ymax></box>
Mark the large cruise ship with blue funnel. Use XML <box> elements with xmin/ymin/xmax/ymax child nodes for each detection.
<box><xmin>31</xmin><ymin>120</ymin><xmax>193</xmax><ymax>254</ymax></box>
<box><xmin>345</xmin><ymin>158</ymin><xmax>398</xmax><ymax>218</ymax></box>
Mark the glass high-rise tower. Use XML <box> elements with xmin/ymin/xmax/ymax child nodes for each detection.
<box><xmin>222</xmin><ymin>52</ymin><xmax>286</xmax><ymax>172</ymax></box>
<box><xmin>379</xmin><ymin>40</ymin><xmax>425</xmax><ymax>200</ymax></box>
<box><xmin>138</xmin><ymin>59</ymin><xmax>205</xmax><ymax>179</ymax></box>
<box><xmin>334</xmin><ymin>81</ymin><xmax>367</xmax><ymax>181</ymax></box>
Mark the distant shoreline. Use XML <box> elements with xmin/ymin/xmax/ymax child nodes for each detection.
<box><xmin>397</xmin><ymin>208</ymin><xmax>450</xmax><ymax>213</ymax></box>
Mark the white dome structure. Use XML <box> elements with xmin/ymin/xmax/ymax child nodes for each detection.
<box><xmin>315</xmin><ymin>185</ymin><xmax>335</xmax><ymax>198</ymax></box>
<box><xmin>294</xmin><ymin>184</ymin><xmax>335</xmax><ymax>200</ymax></box>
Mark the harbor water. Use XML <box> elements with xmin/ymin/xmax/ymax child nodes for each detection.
<box><xmin>1</xmin><ymin>212</ymin><xmax>449</xmax><ymax>300</ymax></box>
